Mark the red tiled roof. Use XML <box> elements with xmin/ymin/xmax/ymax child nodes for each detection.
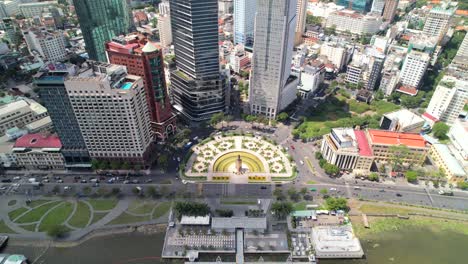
<box><xmin>367</xmin><ymin>130</ymin><xmax>426</xmax><ymax>148</ymax></box>
<box><xmin>354</xmin><ymin>130</ymin><xmax>372</xmax><ymax>156</ymax></box>
<box><xmin>14</xmin><ymin>134</ymin><xmax>62</xmax><ymax>149</ymax></box>
<box><xmin>422</xmin><ymin>112</ymin><xmax>438</xmax><ymax>122</ymax></box>
<box><xmin>397</xmin><ymin>86</ymin><xmax>418</xmax><ymax>96</ymax></box>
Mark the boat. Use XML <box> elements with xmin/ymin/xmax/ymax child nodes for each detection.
<box><xmin>0</xmin><ymin>254</ymin><xmax>28</xmax><ymax>264</ymax></box>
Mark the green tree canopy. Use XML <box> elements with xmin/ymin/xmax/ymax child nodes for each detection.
<box><xmin>174</xmin><ymin>202</ymin><xmax>210</xmax><ymax>220</ymax></box>
<box><xmin>432</xmin><ymin>122</ymin><xmax>450</xmax><ymax>140</ymax></box>
<box><xmin>325</xmin><ymin>197</ymin><xmax>348</xmax><ymax>211</ymax></box>
<box><xmin>277</xmin><ymin>112</ymin><xmax>289</xmax><ymax>122</ymax></box>
<box><xmin>405</xmin><ymin>170</ymin><xmax>419</xmax><ymax>183</ymax></box>
<box><xmin>271</xmin><ymin>201</ymin><xmax>294</xmax><ymax>219</ymax></box>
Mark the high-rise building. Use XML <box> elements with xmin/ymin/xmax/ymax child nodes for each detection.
<box><xmin>294</xmin><ymin>0</ymin><xmax>307</xmax><ymax>46</ymax></box>
<box><xmin>170</xmin><ymin>0</ymin><xmax>228</xmax><ymax>122</ymax></box>
<box><xmin>64</xmin><ymin>62</ymin><xmax>153</xmax><ymax>165</ymax></box>
<box><xmin>422</xmin><ymin>4</ymin><xmax>455</xmax><ymax>44</ymax></box>
<box><xmin>249</xmin><ymin>0</ymin><xmax>298</xmax><ymax>118</ymax></box>
<box><xmin>233</xmin><ymin>0</ymin><xmax>257</xmax><ymax>47</ymax></box>
<box><xmin>106</xmin><ymin>34</ymin><xmax>177</xmax><ymax>140</ymax></box>
<box><xmin>19</xmin><ymin>1</ymin><xmax>57</xmax><ymax>18</ymax></box>
<box><xmin>365</xmin><ymin>54</ymin><xmax>385</xmax><ymax>91</ymax></box>
<box><xmin>399</xmin><ymin>50</ymin><xmax>430</xmax><ymax>89</ymax></box>
<box><xmin>34</xmin><ymin>63</ymin><xmax>90</xmax><ymax>166</ymax></box>
<box><xmin>159</xmin><ymin>0</ymin><xmax>170</xmax><ymax>15</ymax></box>
<box><xmin>73</xmin><ymin>0</ymin><xmax>131</xmax><ymax>62</ymax></box>
<box><xmin>424</xmin><ymin>75</ymin><xmax>468</xmax><ymax>125</ymax></box>
<box><xmin>371</xmin><ymin>0</ymin><xmax>386</xmax><ymax>14</ymax></box>
<box><xmin>22</xmin><ymin>27</ymin><xmax>67</xmax><ymax>62</ymax></box>
<box><xmin>157</xmin><ymin>12</ymin><xmax>172</xmax><ymax>47</ymax></box>
<box><xmin>382</xmin><ymin>0</ymin><xmax>399</xmax><ymax>22</ymax></box>
<box><xmin>335</xmin><ymin>0</ymin><xmax>372</xmax><ymax>13</ymax></box>
<box><xmin>320</xmin><ymin>41</ymin><xmax>353</xmax><ymax>71</ymax></box>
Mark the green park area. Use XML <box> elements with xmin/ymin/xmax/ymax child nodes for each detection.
<box><xmin>107</xmin><ymin>201</ymin><xmax>171</xmax><ymax>226</ymax></box>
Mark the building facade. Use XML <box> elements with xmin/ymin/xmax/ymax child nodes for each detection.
<box><xmin>335</xmin><ymin>0</ymin><xmax>372</xmax><ymax>13</ymax></box>
<box><xmin>422</xmin><ymin>5</ymin><xmax>455</xmax><ymax>44</ymax></box>
<box><xmin>294</xmin><ymin>0</ymin><xmax>307</xmax><ymax>46</ymax></box>
<box><xmin>170</xmin><ymin>0</ymin><xmax>228</xmax><ymax>122</ymax></box>
<box><xmin>157</xmin><ymin>13</ymin><xmax>172</xmax><ymax>47</ymax></box>
<box><xmin>325</xmin><ymin>10</ymin><xmax>383</xmax><ymax>36</ymax></box>
<box><xmin>34</xmin><ymin>63</ymin><xmax>91</xmax><ymax>167</ymax></box>
<box><xmin>233</xmin><ymin>0</ymin><xmax>256</xmax><ymax>47</ymax></box>
<box><xmin>106</xmin><ymin>34</ymin><xmax>176</xmax><ymax>140</ymax></box>
<box><xmin>73</xmin><ymin>0</ymin><xmax>131</xmax><ymax>62</ymax></box>
<box><xmin>19</xmin><ymin>1</ymin><xmax>57</xmax><ymax>18</ymax></box>
<box><xmin>0</xmin><ymin>99</ymin><xmax>48</xmax><ymax>137</ymax></box>
<box><xmin>399</xmin><ymin>50</ymin><xmax>430</xmax><ymax>89</ymax></box>
<box><xmin>371</xmin><ymin>0</ymin><xmax>386</xmax><ymax>14</ymax></box>
<box><xmin>13</xmin><ymin>133</ymin><xmax>65</xmax><ymax>170</ymax></box>
<box><xmin>429</xmin><ymin>143</ymin><xmax>466</xmax><ymax>182</ymax></box>
<box><xmin>64</xmin><ymin>62</ymin><xmax>153</xmax><ymax>165</ymax></box>
<box><xmin>382</xmin><ymin>0</ymin><xmax>399</xmax><ymax>22</ymax></box>
<box><xmin>22</xmin><ymin>27</ymin><xmax>67</xmax><ymax>62</ymax></box>
<box><xmin>249</xmin><ymin>0</ymin><xmax>298</xmax><ymax>118</ymax></box>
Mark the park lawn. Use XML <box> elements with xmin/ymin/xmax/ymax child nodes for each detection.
<box><xmin>349</xmin><ymin>99</ymin><xmax>371</xmax><ymax>114</ymax></box>
<box><xmin>127</xmin><ymin>200</ymin><xmax>157</xmax><ymax>215</ymax></box>
<box><xmin>359</xmin><ymin>203</ymin><xmax>414</xmax><ymax>215</ymax></box>
<box><xmin>38</xmin><ymin>202</ymin><xmax>74</xmax><ymax>232</ymax></box>
<box><xmin>0</xmin><ymin>220</ymin><xmax>17</xmax><ymax>234</ymax></box>
<box><xmin>87</xmin><ymin>199</ymin><xmax>118</xmax><ymax>211</ymax></box>
<box><xmin>8</xmin><ymin>207</ymin><xmax>29</xmax><ymax>221</ymax></box>
<box><xmin>18</xmin><ymin>223</ymin><xmax>36</xmax><ymax>232</ymax></box>
<box><xmin>293</xmin><ymin>202</ymin><xmax>308</xmax><ymax>211</ymax></box>
<box><xmin>15</xmin><ymin>201</ymin><xmax>62</xmax><ymax>224</ymax></box>
<box><xmin>28</xmin><ymin>199</ymin><xmax>52</xmax><ymax>208</ymax></box>
<box><xmin>370</xmin><ymin>100</ymin><xmax>400</xmax><ymax>115</ymax></box>
<box><xmin>69</xmin><ymin>201</ymin><xmax>91</xmax><ymax>228</ymax></box>
<box><xmin>106</xmin><ymin>212</ymin><xmax>150</xmax><ymax>225</ymax></box>
<box><xmin>89</xmin><ymin>212</ymin><xmax>108</xmax><ymax>225</ymax></box>
<box><xmin>152</xmin><ymin>202</ymin><xmax>172</xmax><ymax>219</ymax></box>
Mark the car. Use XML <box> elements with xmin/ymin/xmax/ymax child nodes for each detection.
<box><xmin>260</xmin><ymin>186</ymin><xmax>267</xmax><ymax>190</ymax></box>
<box><xmin>64</xmin><ymin>186</ymin><xmax>71</xmax><ymax>190</ymax></box>
<box><xmin>54</xmin><ymin>176</ymin><xmax>61</xmax><ymax>180</ymax></box>
<box><xmin>13</xmin><ymin>176</ymin><xmax>21</xmax><ymax>180</ymax></box>
<box><xmin>56</xmin><ymin>179</ymin><xmax>63</xmax><ymax>183</ymax></box>
<box><xmin>145</xmin><ymin>179</ymin><xmax>153</xmax><ymax>183</ymax></box>
<box><xmin>193</xmin><ymin>136</ymin><xmax>199</xmax><ymax>141</ymax></box>
<box><xmin>132</xmin><ymin>179</ymin><xmax>140</xmax><ymax>184</ymax></box>
<box><xmin>80</xmin><ymin>179</ymin><xmax>87</xmax><ymax>183</ymax></box>
<box><xmin>329</xmin><ymin>188</ymin><xmax>337</xmax><ymax>191</ymax></box>
<box><xmin>42</xmin><ymin>179</ymin><xmax>49</xmax><ymax>183</ymax></box>
<box><xmin>74</xmin><ymin>176</ymin><xmax>82</xmax><ymax>180</ymax></box>
<box><xmin>379</xmin><ymin>189</ymin><xmax>385</xmax><ymax>192</ymax></box>
<box><xmin>353</xmin><ymin>186</ymin><xmax>361</xmax><ymax>190</ymax></box>
<box><xmin>1</xmin><ymin>179</ymin><xmax>12</xmax><ymax>183</ymax></box>
<box><xmin>290</xmin><ymin>145</ymin><xmax>295</xmax><ymax>150</ymax></box>
<box><xmin>123</xmin><ymin>180</ymin><xmax>129</xmax><ymax>184</ymax></box>
<box><xmin>0</xmin><ymin>186</ymin><xmax>8</xmax><ymax>190</ymax></box>
<box><xmin>107</xmin><ymin>179</ymin><xmax>115</xmax><ymax>184</ymax></box>
<box><xmin>92</xmin><ymin>183</ymin><xmax>100</xmax><ymax>188</ymax></box>
<box><xmin>299</xmin><ymin>160</ymin><xmax>304</xmax><ymax>165</ymax></box>
<box><xmin>396</xmin><ymin>193</ymin><xmax>402</xmax><ymax>197</ymax></box>
<box><xmin>439</xmin><ymin>190</ymin><xmax>454</xmax><ymax>196</ymax></box>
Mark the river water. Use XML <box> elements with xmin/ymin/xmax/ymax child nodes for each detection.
<box><xmin>2</xmin><ymin>227</ymin><xmax>468</xmax><ymax>264</ymax></box>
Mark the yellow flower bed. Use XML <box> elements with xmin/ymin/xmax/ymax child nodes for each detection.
<box><xmin>248</xmin><ymin>176</ymin><xmax>266</xmax><ymax>181</ymax></box>
<box><xmin>213</xmin><ymin>176</ymin><xmax>230</xmax><ymax>181</ymax></box>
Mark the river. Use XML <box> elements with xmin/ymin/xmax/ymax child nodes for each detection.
<box><xmin>2</xmin><ymin>227</ymin><xmax>468</xmax><ymax>264</ymax></box>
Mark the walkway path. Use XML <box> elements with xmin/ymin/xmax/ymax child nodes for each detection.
<box><xmin>236</xmin><ymin>229</ymin><xmax>244</xmax><ymax>264</ymax></box>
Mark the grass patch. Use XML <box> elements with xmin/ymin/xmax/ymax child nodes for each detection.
<box><xmin>349</xmin><ymin>99</ymin><xmax>371</xmax><ymax>114</ymax></box>
<box><xmin>152</xmin><ymin>202</ymin><xmax>172</xmax><ymax>219</ymax></box>
<box><xmin>8</xmin><ymin>207</ymin><xmax>29</xmax><ymax>221</ymax></box>
<box><xmin>18</xmin><ymin>223</ymin><xmax>36</xmax><ymax>232</ymax></box>
<box><xmin>38</xmin><ymin>202</ymin><xmax>74</xmax><ymax>232</ymax></box>
<box><xmin>106</xmin><ymin>212</ymin><xmax>150</xmax><ymax>225</ymax></box>
<box><xmin>69</xmin><ymin>201</ymin><xmax>91</xmax><ymax>228</ymax></box>
<box><xmin>220</xmin><ymin>199</ymin><xmax>257</xmax><ymax>205</ymax></box>
<box><xmin>359</xmin><ymin>204</ymin><xmax>415</xmax><ymax>215</ymax></box>
<box><xmin>0</xmin><ymin>220</ymin><xmax>17</xmax><ymax>234</ymax></box>
<box><xmin>306</xmin><ymin>180</ymin><xmax>317</xmax><ymax>184</ymax></box>
<box><xmin>293</xmin><ymin>202</ymin><xmax>308</xmax><ymax>211</ymax></box>
<box><xmin>28</xmin><ymin>199</ymin><xmax>52</xmax><ymax>208</ymax></box>
<box><xmin>128</xmin><ymin>200</ymin><xmax>157</xmax><ymax>215</ymax></box>
<box><xmin>89</xmin><ymin>212</ymin><xmax>108</xmax><ymax>225</ymax></box>
<box><xmin>370</xmin><ymin>100</ymin><xmax>400</xmax><ymax>115</ymax></box>
<box><xmin>8</xmin><ymin>200</ymin><xmax>17</xmax><ymax>206</ymax></box>
<box><xmin>87</xmin><ymin>199</ymin><xmax>118</xmax><ymax>211</ymax></box>
<box><xmin>15</xmin><ymin>201</ymin><xmax>61</xmax><ymax>224</ymax></box>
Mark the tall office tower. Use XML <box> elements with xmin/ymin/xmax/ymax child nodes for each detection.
<box><xmin>422</xmin><ymin>5</ymin><xmax>455</xmax><ymax>44</ymax></box>
<box><xmin>159</xmin><ymin>0</ymin><xmax>170</xmax><ymax>15</ymax></box>
<box><xmin>371</xmin><ymin>0</ymin><xmax>386</xmax><ymax>14</ymax></box>
<box><xmin>22</xmin><ymin>27</ymin><xmax>67</xmax><ymax>62</ymax></box>
<box><xmin>170</xmin><ymin>0</ymin><xmax>228</xmax><ymax>122</ymax></box>
<box><xmin>365</xmin><ymin>54</ymin><xmax>385</xmax><ymax>91</ymax></box>
<box><xmin>399</xmin><ymin>50</ymin><xmax>430</xmax><ymax>89</ymax></box>
<box><xmin>335</xmin><ymin>0</ymin><xmax>372</xmax><ymax>13</ymax></box>
<box><xmin>456</xmin><ymin>33</ymin><xmax>468</xmax><ymax>57</ymax></box>
<box><xmin>382</xmin><ymin>0</ymin><xmax>399</xmax><ymax>22</ymax></box>
<box><xmin>106</xmin><ymin>34</ymin><xmax>177</xmax><ymax>140</ymax></box>
<box><xmin>294</xmin><ymin>0</ymin><xmax>307</xmax><ymax>46</ymax></box>
<box><xmin>73</xmin><ymin>0</ymin><xmax>131</xmax><ymax>62</ymax></box>
<box><xmin>34</xmin><ymin>63</ymin><xmax>90</xmax><ymax>167</ymax></box>
<box><xmin>64</xmin><ymin>62</ymin><xmax>153</xmax><ymax>165</ymax></box>
<box><xmin>424</xmin><ymin>75</ymin><xmax>468</xmax><ymax>125</ymax></box>
<box><xmin>250</xmin><ymin>0</ymin><xmax>299</xmax><ymax>118</ymax></box>
<box><xmin>233</xmin><ymin>0</ymin><xmax>257</xmax><ymax>47</ymax></box>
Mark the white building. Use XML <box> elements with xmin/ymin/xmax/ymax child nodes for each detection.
<box><xmin>424</xmin><ymin>75</ymin><xmax>468</xmax><ymax>125</ymax></box>
<box><xmin>0</xmin><ymin>0</ymin><xmax>19</xmax><ymax>17</ymax></box>
<box><xmin>320</xmin><ymin>41</ymin><xmax>353</xmax><ymax>71</ymax></box>
<box><xmin>325</xmin><ymin>10</ymin><xmax>383</xmax><ymax>36</ymax></box>
<box><xmin>233</xmin><ymin>0</ymin><xmax>256</xmax><ymax>47</ymax></box>
<box><xmin>0</xmin><ymin>99</ymin><xmax>48</xmax><ymax>137</ymax></box>
<box><xmin>22</xmin><ymin>27</ymin><xmax>67</xmax><ymax>62</ymax></box>
<box><xmin>448</xmin><ymin>119</ymin><xmax>468</xmax><ymax>161</ymax></box>
<box><xmin>422</xmin><ymin>5</ymin><xmax>455</xmax><ymax>43</ymax></box>
<box><xmin>371</xmin><ymin>0</ymin><xmax>386</xmax><ymax>14</ymax></box>
<box><xmin>297</xmin><ymin>63</ymin><xmax>324</xmax><ymax>98</ymax></box>
<box><xmin>158</xmin><ymin>0</ymin><xmax>170</xmax><ymax>16</ymax></box>
<box><xmin>12</xmin><ymin>133</ymin><xmax>65</xmax><ymax>170</ymax></box>
<box><xmin>380</xmin><ymin>109</ymin><xmax>425</xmax><ymax>132</ymax></box>
<box><xmin>399</xmin><ymin>50</ymin><xmax>430</xmax><ymax>89</ymax></box>
<box><xmin>306</xmin><ymin>2</ymin><xmax>345</xmax><ymax>19</ymax></box>
<box><xmin>19</xmin><ymin>1</ymin><xmax>57</xmax><ymax>18</ymax></box>
<box><xmin>157</xmin><ymin>13</ymin><xmax>172</xmax><ymax>47</ymax></box>
<box><xmin>64</xmin><ymin>62</ymin><xmax>153</xmax><ymax>165</ymax></box>
<box><xmin>294</xmin><ymin>0</ymin><xmax>307</xmax><ymax>46</ymax></box>
<box><xmin>250</xmin><ymin>0</ymin><xmax>298</xmax><ymax>118</ymax></box>
<box><xmin>312</xmin><ymin>226</ymin><xmax>364</xmax><ymax>259</ymax></box>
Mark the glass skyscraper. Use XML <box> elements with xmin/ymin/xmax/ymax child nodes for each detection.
<box><xmin>336</xmin><ymin>0</ymin><xmax>372</xmax><ymax>13</ymax></box>
<box><xmin>170</xmin><ymin>0</ymin><xmax>227</xmax><ymax>122</ymax></box>
<box><xmin>233</xmin><ymin>0</ymin><xmax>257</xmax><ymax>47</ymax></box>
<box><xmin>73</xmin><ymin>0</ymin><xmax>131</xmax><ymax>62</ymax></box>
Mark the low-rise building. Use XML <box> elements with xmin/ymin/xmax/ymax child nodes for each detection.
<box><xmin>380</xmin><ymin>109</ymin><xmax>425</xmax><ymax>133</ymax></box>
<box><xmin>297</xmin><ymin>62</ymin><xmax>324</xmax><ymax>98</ymax></box>
<box><xmin>12</xmin><ymin>133</ymin><xmax>65</xmax><ymax>169</ymax></box>
<box><xmin>319</xmin><ymin>40</ymin><xmax>354</xmax><ymax>71</ymax></box>
<box><xmin>0</xmin><ymin>99</ymin><xmax>48</xmax><ymax>137</ymax></box>
<box><xmin>448</xmin><ymin>119</ymin><xmax>468</xmax><ymax>162</ymax></box>
<box><xmin>429</xmin><ymin>143</ymin><xmax>466</xmax><ymax>182</ymax></box>
<box><xmin>311</xmin><ymin>225</ymin><xmax>364</xmax><ymax>259</ymax></box>
<box><xmin>0</xmin><ymin>141</ymin><xmax>15</xmax><ymax>168</ymax></box>
<box><xmin>325</xmin><ymin>10</ymin><xmax>383</xmax><ymax>36</ymax></box>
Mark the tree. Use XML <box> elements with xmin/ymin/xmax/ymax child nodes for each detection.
<box><xmin>315</xmin><ymin>152</ymin><xmax>323</xmax><ymax>160</ymax></box>
<box><xmin>91</xmin><ymin>159</ymin><xmax>101</xmax><ymax>170</ymax></box>
<box><xmin>146</xmin><ymin>186</ymin><xmax>160</xmax><ymax>198</ymax></box>
<box><xmin>158</xmin><ymin>154</ymin><xmax>169</xmax><ymax>171</ymax></box>
<box><xmin>306</xmin><ymin>14</ymin><xmax>322</xmax><ymax>25</ymax></box>
<box><xmin>244</xmin><ymin>114</ymin><xmax>257</xmax><ymax>123</ymax></box>
<box><xmin>122</xmin><ymin>161</ymin><xmax>131</xmax><ymax>170</ymax></box>
<box><xmin>288</xmin><ymin>187</ymin><xmax>300</xmax><ymax>201</ymax></box>
<box><xmin>273</xmin><ymin>189</ymin><xmax>286</xmax><ymax>201</ymax></box>
<box><xmin>325</xmin><ymin>197</ymin><xmax>348</xmax><ymax>211</ymax></box>
<box><xmin>405</xmin><ymin>170</ymin><xmax>419</xmax><ymax>183</ymax></box>
<box><xmin>52</xmin><ymin>185</ymin><xmax>60</xmax><ymax>195</ymax></box>
<box><xmin>216</xmin><ymin>209</ymin><xmax>234</xmax><ymax>217</ymax></box>
<box><xmin>132</xmin><ymin>187</ymin><xmax>142</xmax><ymax>196</ymax></box>
<box><xmin>174</xmin><ymin>202</ymin><xmax>211</xmax><ymax>220</ymax></box>
<box><xmin>374</xmin><ymin>90</ymin><xmax>384</xmax><ymax>100</ymax></box>
<box><xmin>271</xmin><ymin>201</ymin><xmax>294</xmax><ymax>219</ymax></box>
<box><xmin>82</xmin><ymin>186</ymin><xmax>92</xmax><ymax>196</ymax></box>
<box><xmin>300</xmin><ymin>187</ymin><xmax>308</xmax><ymax>195</ymax></box>
<box><xmin>457</xmin><ymin>181</ymin><xmax>468</xmax><ymax>190</ymax></box>
<box><xmin>323</xmin><ymin>163</ymin><xmax>340</xmax><ymax>176</ymax></box>
<box><xmin>47</xmin><ymin>225</ymin><xmax>69</xmax><ymax>239</ymax></box>
<box><xmin>389</xmin><ymin>145</ymin><xmax>410</xmax><ymax>170</ymax></box>
<box><xmin>432</xmin><ymin>122</ymin><xmax>450</xmax><ymax>140</ymax></box>
<box><xmin>277</xmin><ymin>112</ymin><xmax>289</xmax><ymax>122</ymax></box>
<box><xmin>368</xmin><ymin>172</ymin><xmax>379</xmax><ymax>182</ymax></box>
<box><xmin>210</xmin><ymin>112</ymin><xmax>225</xmax><ymax>127</ymax></box>
<box><xmin>110</xmin><ymin>161</ymin><xmax>120</xmax><ymax>170</ymax></box>
<box><xmin>111</xmin><ymin>187</ymin><xmax>121</xmax><ymax>197</ymax></box>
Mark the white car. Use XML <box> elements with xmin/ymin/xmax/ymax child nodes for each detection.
<box><xmin>329</xmin><ymin>188</ymin><xmax>337</xmax><ymax>191</ymax></box>
<box><xmin>13</xmin><ymin>176</ymin><xmax>21</xmax><ymax>181</ymax></box>
<box><xmin>64</xmin><ymin>186</ymin><xmax>71</xmax><ymax>190</ymax></box>
<box><xmin>299</xmin><ymin>160</ymin><xmax>304</xmax><ymax>165</ymax></box>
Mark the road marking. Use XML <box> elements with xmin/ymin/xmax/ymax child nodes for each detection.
<box><xmin>425</xmin><ymin>188</ymin><xmax>435</xmax><ymax>206</ymax></box>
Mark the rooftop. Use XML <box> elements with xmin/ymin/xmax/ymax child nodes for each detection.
<box><xmin>211</xmin><ymin>217</ymin><xmax>267</xmax><ymax>230</ymax></box>
<box><xmin>383</xmin><ymin>109</ymin><xmax>425</xmax><ymax>130</ymax></box>
<box><xmin>14</xmin><ymin>133</ymin><xmax>62</xmax><ymax>149</ymax></box>
<box><xmin>354</xmin><ymin>130</ymin><xmax>373</xmax><ymax>157</ymax></box>
<box><xmin>180</xmin><ymin>215</ymin><xmax>210</xmax><ymax>226</ymax></box>
<box><xmin>367</xmin><ymin>130</ymin><xmax>426</xmax><ymax>148</ymax></box>
<box><xmin>311</xmin><ymin>226</ymin><xmax>363</xmax><ymax>256</ymax></box>
<box><xmin>432</xmin><ymin>144</ymin><xmax>466</xmax><ymax>177</ymax></box>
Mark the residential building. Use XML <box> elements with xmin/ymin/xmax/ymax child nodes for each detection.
<box><xmin>371</xmin><ymin>0</ymin><xmax>386</xmax><ymax>14</ymax></box>
<box><xmin>233</xmin><ymin>0</ymin><xmax>256</xmax><ymax>47</ymax></box>
<box><xmin>13</xmin><ymin>133</ymin><xmax>65</xmax><ymax>170</ymax></box>
<box><xmin>229</xmin><ymin>45</ymin><xmax>250</xmax><ymax>74</ymax></box>
<box><xmin>448</xmin><ymin>119</ymin><xmax>468</xmax><ymax>161</ymax></box>
<box><xmin>0</xmin><ymin>0</ymin><xmax>19</xmax><ymax>17</ymax></box>
<box><xmin>106</xmin><ymin>34</ymin><xmax>177</xmax><ymax>140</ymax></box>
<box><xmin>325</xmin><ymin>10</ymin><xmax>383</xmax><ymax>36</ymax></box>
<box><xmin>321</xmin><ymin>128</ymin><xmax>374</xmax><ymax>172</ymax></box>
<box><xmin>33</xmin><ymin>63</ymin><xmax>90</xmax><ymax>167</ymax></box>
<box><xmin>159</xmin><ymin>0</ymin><xmax>170</xmax><ymax>15</ymax></box>
<box><xmin>0</xmin><ymin>99</ymin><xmax>48</xmax><ymax>137</ymax></box>
<box><xmin>422</xmin><ymin>5</ymin><xmax>455</xmax><ymax>44</ymax></box>
<box><xmin>423</xmin><ymin>75</ymin><xmax>468</xmax><ymax>124</ymax></box>
<box><xmin>64</xmin><ymin>62</ymin><xmax>153</xmax><ymax>165</ymax></box>
<box><xmin>0</xmin><ymin>141</ymin><xmax>15</xmax><ymax>168</ymax></box>
<box><xmin>219</xmin><ymin>0</ymin><xmax>233</xmax><ymax>15</ymax></box>
<box><xmin>319</xmin><ymin>41</ymin><xmax>353</xmax><ymax>71</ymax></box>
<box><xmin>157</xmin><ymin>13</ymin><xmax>172</xmax><ymax>47</ymax></box>
<box><xmin>170</xmin><ymin>0</ymin><xmax>228</xmax><ymax>122</ymax></box>
<box><xmin>366</xmin><ymin>129</ymin><xmax>428</xmax><ymax>165</ymax></box>
<box><xmin>249</xmin><ymin>0</ymin><xmax>298</xmax><ymax>118</ymax></box>
<box><xmin>19</xmin><ymin>1</ymin><xmax>57</xmax><ymax>18</ymax></box>
<box><xmin>380</xmin><ymin>109</ymin><xmax>425</xmax><ymax>132</ymax></box>
<box><xmin>452</xmin><ymin>33</ymin><xmax>468</xmax><ymax>70</ymax></box>
<box><xmin>364</xmin><ymin>53</ymin><xmax>385</xmax><ymax>91</ymax></box>
<box><xmin>73</xmin><ymin>0</ymin><xmax>131</xmax><ymax>62</ymax></box>
<box><xmin>382</xmin><ymin>0</ymin><xmax>399</xmax><ymax>22</ymax></box>
<box><xmin>399</xmin><ymin>50</ymin><xmax>430</xmax><ymax>89</ymax></box>
<box><xmin>335</xmin><ymin>0</ymin><xmax>372</xmax><ymax>13</ymax></box>
<box><xmin>307</xmin><ymin>2</ymin><xmax>345</xmax><ymax>18</ymax></box>
<box><xmin>22</xmin><ymin>27</ymin><xmax>67</xmax><ymax>62</ymax></box>
<box><xmin>295</xmin><ymin>0</ymin><xmax>307</xmax><ymax>46</ymax></box>
<box><xmin>346</xmin><ymin>64</ymin><xmax>363</xmax><ymax>85</ymax></box>
<box><xmin>429</xmin><ymin>143</ymin><xmax>466</xmax><ymax>181</ymax></box>
<box><xmin>297</xmin><ymin>62</ymin><xmax>324</xmax><ymax>98</ymax></box>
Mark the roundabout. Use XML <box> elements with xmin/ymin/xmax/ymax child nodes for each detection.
<box><xmin>183</xmin><ymin>134</ymin><xmax>296</xmax><ymax>183</ymax></box>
